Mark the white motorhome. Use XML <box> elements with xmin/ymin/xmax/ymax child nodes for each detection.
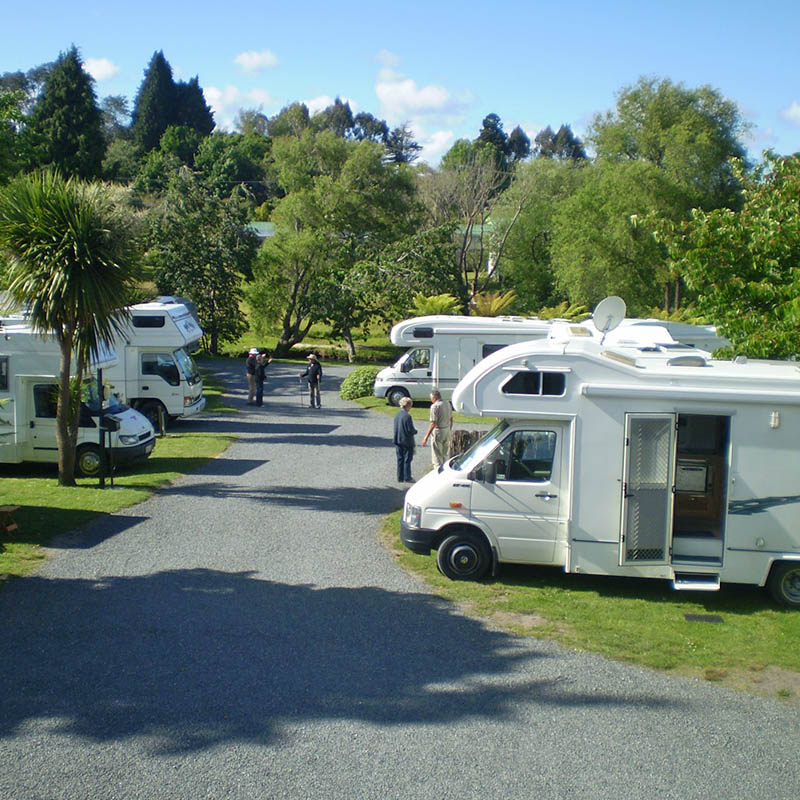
<box><xmin>104</xmin><ymin>300</ymin><xmax>205</xmax><ymax>427</ymax></box>
<box><xmin>373</xmin><ymin>315</ymin><xmax>553</xmax><ymax>405</ymax></box>
<box><xmin>400</xmin><ymin>318</ymin><xmax>800</xmax><ymax>608</ymax></box>
<box><xmin>0</xmin><ymin>324</ymin><xmax>156</xmax><ymax>477</ymax></box>
<box><xmin>374</xmin><ymin>313</ymin><xmax>729</xmax><ymax>406</ymax></box>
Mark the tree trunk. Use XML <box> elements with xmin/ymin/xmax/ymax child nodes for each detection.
<box><xmin>342</xmin><ymin>329</ymin><xmax>356</xmax><ymax>362</ymax></box>
<box><xmin>56</xmin><ymin>337</ymin><xmax>77</xmax><ymax>487</ymax></box>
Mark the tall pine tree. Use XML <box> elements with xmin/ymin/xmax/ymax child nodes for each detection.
<box><xmin>25</xmin><ymin>46</ymin><xmax>105</xmax><ymax>179</ymax></box>
<box><xmin>131</xmin><ymin>51</ymin><xmax>176</xmax><ymax>153</ymax></box>
<box><xmin>174</xmin><ymin>76</ymin><xmax>214</xmax><ymax>135</ymax></box>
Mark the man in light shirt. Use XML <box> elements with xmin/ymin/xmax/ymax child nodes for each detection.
<box><xmin>421</xmin><ymin>389</ymin><xmax>453</xmax><ymax>468</ymax></box>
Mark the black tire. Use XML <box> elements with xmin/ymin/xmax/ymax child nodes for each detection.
<box><xmin>387</xmin><ymin>387</ymin><xmax>409</xmax><ymax>407</ymax></box>
<box><xmin>436</xmin><ymin>530</ymin><xmax>491</xmax><ymax>581</ymax></box>
<box><xmin>768</xmin><ymin>561</ymin><xmax>800</xmax><ymax>608</ymax></box>
<box><xmin>75</xmin><ymin>444</ymin><xmax>102</xmax><ymax>478</ymax></box>
<box><xmin>139</xmin><ymin>400</ymin><xmax>166</xmax><ymax>431</ymax></box>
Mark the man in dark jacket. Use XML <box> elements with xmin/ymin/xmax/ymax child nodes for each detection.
<box><xmin>393</xmin><ymin>396</ymin><xmax>417</xmax><ymax>482</ymax></box>
<box><xmin>299</xmin><ymin>353</ymin><xmax>323</xmax><ymax>408</ymax></box>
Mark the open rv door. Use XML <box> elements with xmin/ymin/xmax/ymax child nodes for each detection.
<box><xmin>621</xmin><ymin>413</ymin><xmax>675</xmax><ymax>565</ymax></box>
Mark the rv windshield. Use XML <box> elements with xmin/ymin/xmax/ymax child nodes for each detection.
<box><xmin>174</xmin><ymin>348</ymin><xmax>201</xmax><ymax>384</ymax></box>
<box><xmin>450</xmin><ymin>421</ymin><xmax>509</xmax><ymax>472</ymax></box>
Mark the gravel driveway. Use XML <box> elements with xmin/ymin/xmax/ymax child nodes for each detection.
<box><xmin>1</xmin><ymin>358</ymin><xmax>798</xmax><ymax>800</ymax></box>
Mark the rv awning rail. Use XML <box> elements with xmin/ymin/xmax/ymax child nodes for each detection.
<box><xmin>582</xmin><ymin>384</ymin><xmax>800</xmax><ymax>405</ymax></box>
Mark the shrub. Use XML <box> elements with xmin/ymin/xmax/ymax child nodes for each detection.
<box><xmin>340</xmin><ymin>366</ymin><xmax>381</xmax><ymax>400</ymax></box>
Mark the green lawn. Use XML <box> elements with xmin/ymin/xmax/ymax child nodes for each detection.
<box><xmin>0</xmin><ymin>431</ymin><xmax>235</xmax><ymax>580</ymax></box>
<box><xmin>382</xmin><ymin>511</ymin><xmax>800</xmax><ymax>702</ymax></box>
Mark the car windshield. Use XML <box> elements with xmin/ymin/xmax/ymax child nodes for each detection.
<box><xmin>174</xmin><ymin>347</ymin><xmax>201</xmax><ymax>384</ymax></box>
<box><xmin>83</xmin><ymin>380</ymin><xmax>127</xmax><ymax>415</ymax></box>
<box><xmin>450</xmin><ymin>420</ymin><xmax>508</xmax><ymax>472</ymax></box>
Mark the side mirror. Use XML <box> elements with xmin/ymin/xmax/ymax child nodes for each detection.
<box><xmin>400</xmin><ymin>361</ymin><xmax>410</xmax><ymax>374</ymax></box>
<box><xmin>475</xmin><ymin>460</ymin><xmax>496</xmax><ymax>484</ymax></box>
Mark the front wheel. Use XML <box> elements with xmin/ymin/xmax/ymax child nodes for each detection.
<box><xmin>768</xmin><ymin>561</ymin><xmax>800</xmax><ymax>608</ymax></box>
<box><xmin>138</xmin><ymin>400</ymin><xmax>166</xmax><ymax>431</ymax></box>
<box><xmin>436</xmin><ymin>530</ymin><xmax>491</xmax><ymax>581</ymax></box>
<box><xmin>75</xmin><ymin>444</ymin><xmax>102</xmax><ymax>478</ymax></box>
<box><xmin>387</xmin><ymin>387</ymin><xmax>409</xmax><ymax>407</ymax></box>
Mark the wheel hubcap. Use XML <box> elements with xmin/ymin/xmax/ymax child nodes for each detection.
<box><xmin>782</xmin><ymin>570</ymin><xmax>800</xmax><ymax>603</ymax></box>
<box><xmin>449</xmin><ymin>543</ymin><xmax>478</xmax><ymax>574</ymax></box>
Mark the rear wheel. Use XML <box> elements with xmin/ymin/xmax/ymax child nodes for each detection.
<box><xmin>75</xmin><ymin>444</ymin><xmax>102</xmax><ymax>478</ymax></box>
<box><xmin>387</xmin><ymin>387</ymin><xmax>409</xmax><ymax>407</ymax></box>
<box><xmin>436</xmin><ymin>530</ymin><xmax>491</xmax><ymax>581</ymax></box>
<box><xmin>768</xmin><ymin>562</ymin><xmax>800</xmax><ymax>608</ymax></box>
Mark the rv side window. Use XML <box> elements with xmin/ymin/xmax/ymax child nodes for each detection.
<box><xmin>141</xmin><ymin>353</ymin><xmax>180</xmax><ymax>386</ymax></box>
<box><xmin>502</xmin><ymin>371</ymin><xmax>565</xmax><ymax>397</ymax></box>
<box><xmin>494</xmin><ymin>430</ymin><xmax>557</xmax><ymax>482</ymax></box>
<box><xmin>482</xmin><ymin>344</ymin><xmax>508</xmax><ymax>359</ymax></box>
<box><xmin>0</xmin><ymin>356</ymin><xmax>7</xmax><ymax>391</ymax></box>
<box><xmin>33</xmin><ymin>384</ymin><xmax>58</xmax><ymax>418</ymax></box>
<box><xmin>133</xmin><ymin>315</ymin><xmax>166</xmax><ymax>328</ymax></box>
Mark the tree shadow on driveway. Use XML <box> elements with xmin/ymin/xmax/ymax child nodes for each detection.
<box><xmin>0</xmin><ymin>568</ymin><xmax>680</xmax><ymax>756</ymax></box>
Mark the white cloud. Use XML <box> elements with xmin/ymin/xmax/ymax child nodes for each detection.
<box><xmin>234</xmin><ymin>50</ymin><xmax>279</xmax><ymax>75</ymax></box>
<box><xmin>376</xmin><ymin>68</ymin><xmax>472</xmax><ymax>125</ymax></box>
<box><xmin>781</xmin><ymin>100</ymin><xmax>800</xmax><ymax>126</ymax></box>
<box><xmin>420</xmin><ymin>129</ymin><xmax>454</xmax><ymax>162</ymax></box>
<box><xmin>204</xmin><ymin>85</ymin><xmax>276</xmax><ymax>130</ymax></box>
<box><xmin>84</xmin><ymin>58</ymin><xmax>119</xmax><ymax>82</ymax></box>
<box><xmin>375</xmin><ymin>49</ymin><xmax>400</xmax><ymax>68</ymax></box>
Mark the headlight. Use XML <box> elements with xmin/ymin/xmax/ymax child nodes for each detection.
<box><xmin>118</xmin><ymin>434</ymin><xmax>139</xmax><ymax>445</ymax></box>
<box><xmin>404</xmin><ymin>503</ymin><xmax>422</xmax><ymax>528</ymax></box>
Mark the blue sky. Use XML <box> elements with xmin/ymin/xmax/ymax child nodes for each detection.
<box><xmin>3</xmin><ymin>0</ymin><xmax>799</xmax><ymax>163</ymax></box>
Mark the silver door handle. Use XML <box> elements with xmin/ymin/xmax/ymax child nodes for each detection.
<box><xmin>536</xmin><ymin>492</ymin><xmax>557</xmax><ymax>500</ymax></box>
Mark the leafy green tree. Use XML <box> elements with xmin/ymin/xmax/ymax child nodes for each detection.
<box><xmin>0</xmin><ymin>90</ymin><xmax>25</xmax><ymax>181</ymax></box>
<box><xmin>148</xmin><ymin>168</ymin><xmax>258</xmax><ymax>353</ymax></box>
<box><xmin>588</xmin><ymin>77</ymin><xmax>748</xmax><ymax>209</ymax></box>
<box><xmin>551</xmin><ymin>160</ymin><xmax>689</xmax><ymax>312</ymax></box>
<box><xmin>352</xmin><ymin>112</ymin><xmax>389</xmax><ymax>144</ymax></box>
<box><xmin>0</xmin><ymin>170</ymin><xmax>140</xmax><ymax>485</ymax></box>
<box><xmin>534</xmin><ymin>125</ymin><xmax>587</xmax><ymax>161</ymax></box>
<box><xmin>234</xmin><ymin>108</ymin><xmax>269</xmax><ymax>137</ymax></box>
<box><xmin>159</xmin><ymin>125</ymin><xmax>203</xmax><ymax>167</ymax></box>
<box><xmin>248</xmin><ymin>130</ymin><xmax>419</xmax><ymax>357</ymax></box>
<box><xmin>174</xmin><ymin>76</ymin><xmax>214</xmax><ymax>136</ymax></box>
<box><xmin>495</xmin><ymin>157</ymin><xmax>587</xmax><ymax>310</ymax></box>
<box><xmin>506</xmin><ymin>125</ymin><xmax>531</xmax><ymax>163</ymax></box>
<box><xmin>132</xmin><ymin>149</ymin><xmax>181</xmax><ymax>196</ymax></box>
<box><xmin>194</xmin><ymin>131</ymin><xmax>273</xmax><ymax>204</ymax></box>
<box><xmin>100</xmin><ymin>95</ymin><xmax>131</xmax><ymax>143</ymax></box>
<box><xmin>385</xmin><ymin>124</ymin><xmax>422</xmax><ymax>164</ymax></box>
<box><xmin>0</xmin><ymin>62</ymin><xmax>54</xmax><ymax>114</ymax></box>
<box><xmin>131</xmin><ymin>51</ymin><xmax>176</xmax><ymax>153</ymax></box>
<box><xmin>268</xmin><ymin>103</ymin><xmax>311</xmax><ymax>138</ymax></box>
<box><xmin>24</xmin><ymin>47</ymin><xmax>105</xmax><ymax>179</ymax></box>
<box><xmin>312</xmin><ymin>98</ymin><xmax>354</xmax><ymax>137</ymax></box>
<box><xmin>666</xmin><ymin>154</ymin><xmax>800</xmax><ymax>358</ymax></box>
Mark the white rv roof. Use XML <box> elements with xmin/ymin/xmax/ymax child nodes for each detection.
<box><xmin>390</xmin><ymin>315</ymin><xmax>551</xmax><ymax>345</ymax></box>
<box><xmin>452</xmin><ymin>335</ymin><xmax>800</xmax><ymax>416</ymax></box>
<box><xmin>0</xmin><ymin>323</ymin><xmax>118</xmax><ymax>370</ymax></box>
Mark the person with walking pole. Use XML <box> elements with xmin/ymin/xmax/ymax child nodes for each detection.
<box><xmin>299</xmin><ymin>353</ymin><xmax>323</xmax><ymax>408</ymax></box>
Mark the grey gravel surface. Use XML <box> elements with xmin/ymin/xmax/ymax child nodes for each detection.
<box><xmin>1</xmin><ymin>358</ymin><xmax>798</xmax><ymax>800</ymax></box>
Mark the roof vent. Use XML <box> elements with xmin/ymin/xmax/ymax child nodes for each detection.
<box><xmin>667</xmin><ymin>354</ymin><xmax>707</xmax><ymax>367</ymax></box>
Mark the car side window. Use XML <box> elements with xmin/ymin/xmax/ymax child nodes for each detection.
<box><xmin>141</xmin><ymin>353</ymin><xmax>180</xmax><ymax>386</ymax></box>
<box><xmin>33</xmin><ymin>384</ymin><xmax>58</xmax><ymax>418</ymax></box>
<box><xmin>495</xmin><ymin>430</ymin><xmax>557</xmax><ymax>482</ymax></box>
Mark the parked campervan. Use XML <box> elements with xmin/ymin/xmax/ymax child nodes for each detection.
<box><xmin>0</xmin><ymin>324</ymin><xmax>156</xmax><ymax>477</ymax></box>
<box><xmin>374</xmin><ymin>312</ymin><xmax>729</xmax><ymax>406</ymax></box>
<box><xmin>373</xmin><ymin>315</ymin><xmax>553</xmax><ymax>405</ymax></box>
<box><xmin>400</xmin><ymin>305</ymin><xmax>800</xmax><ymax>607</ymax></box>
<box><xmin>103</xmin><ymin>300</ymin><xmax>205</xmax><ymax>428</ymax></box>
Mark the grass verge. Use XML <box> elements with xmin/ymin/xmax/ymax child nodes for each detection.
<box><xmin>382</xmin><ymin>510</ymin><xmax>800</xmax><ymax>702</ymax></box>
<box><xmin>0</xmin><ymin>432</ymin><xmax>235</xmax><ymax>580</ymax></box>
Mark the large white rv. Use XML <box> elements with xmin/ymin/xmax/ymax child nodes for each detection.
<box><xmin>103</xmin><ymin>300</ymin><xmax>205</xmax><ymax>428</ymax></box>
<box><xmin>374</xmin><ymin>313</ymin><xmax>728</xmax><ymax>405</ymax></box>
<box><xmin>400</xmin><ymin>318</ymin><xmax>800</xmax><ymax>607</ymax></box>
<box><xmin>373</xmin><ymin>315</ymin><xmax>553</xmax><ymax>405</ymax></box>
<box><xmin>0</xmin><ymin>325</ymin><xmax>156</xmax><ymax>477</ymax></box>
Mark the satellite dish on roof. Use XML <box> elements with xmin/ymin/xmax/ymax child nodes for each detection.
<box><xmin>592</xmin><ymin>296</ymin><xmax>626</xmax><ymax>342</ymax></box>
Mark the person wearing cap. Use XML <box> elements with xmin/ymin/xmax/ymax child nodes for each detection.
<box><xmin>255</xmin><ymin>350</ymin><xmax>274</xmax><ymax>407</ymax></box>
<box><xmin>245</xmin><ymin>348</ymin><xmax>259</xmax><ymax>404</ymax></box>
<box><xmin>299</xmin><ymin>353</ymin><xmax>323</xmax><ymax>408</ymax></box>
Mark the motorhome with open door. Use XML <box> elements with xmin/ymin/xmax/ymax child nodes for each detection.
<box><xmin>373</xmin><ymin>315</ymin><xmax>553</xmax><ymax>405</ymax></box>
<box><xmin>104</xmin><ymin>300</ymin><xmax>205</xmax><ymax>428</ymax></box>
<box><xmin>400</xmin><ymin>317</ymin><xmax>800</xmax><ymax>608</ymax></box>
<box><xmin>0</xmin><ymin>324</ymin><xmax>156</xmax><ymax>477</ymax></box>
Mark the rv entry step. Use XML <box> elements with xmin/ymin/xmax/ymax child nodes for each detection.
<box><xmin>672</xmin><ymin>572</ymin><xmax>721</xmax><ymax>592</ymax></box>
